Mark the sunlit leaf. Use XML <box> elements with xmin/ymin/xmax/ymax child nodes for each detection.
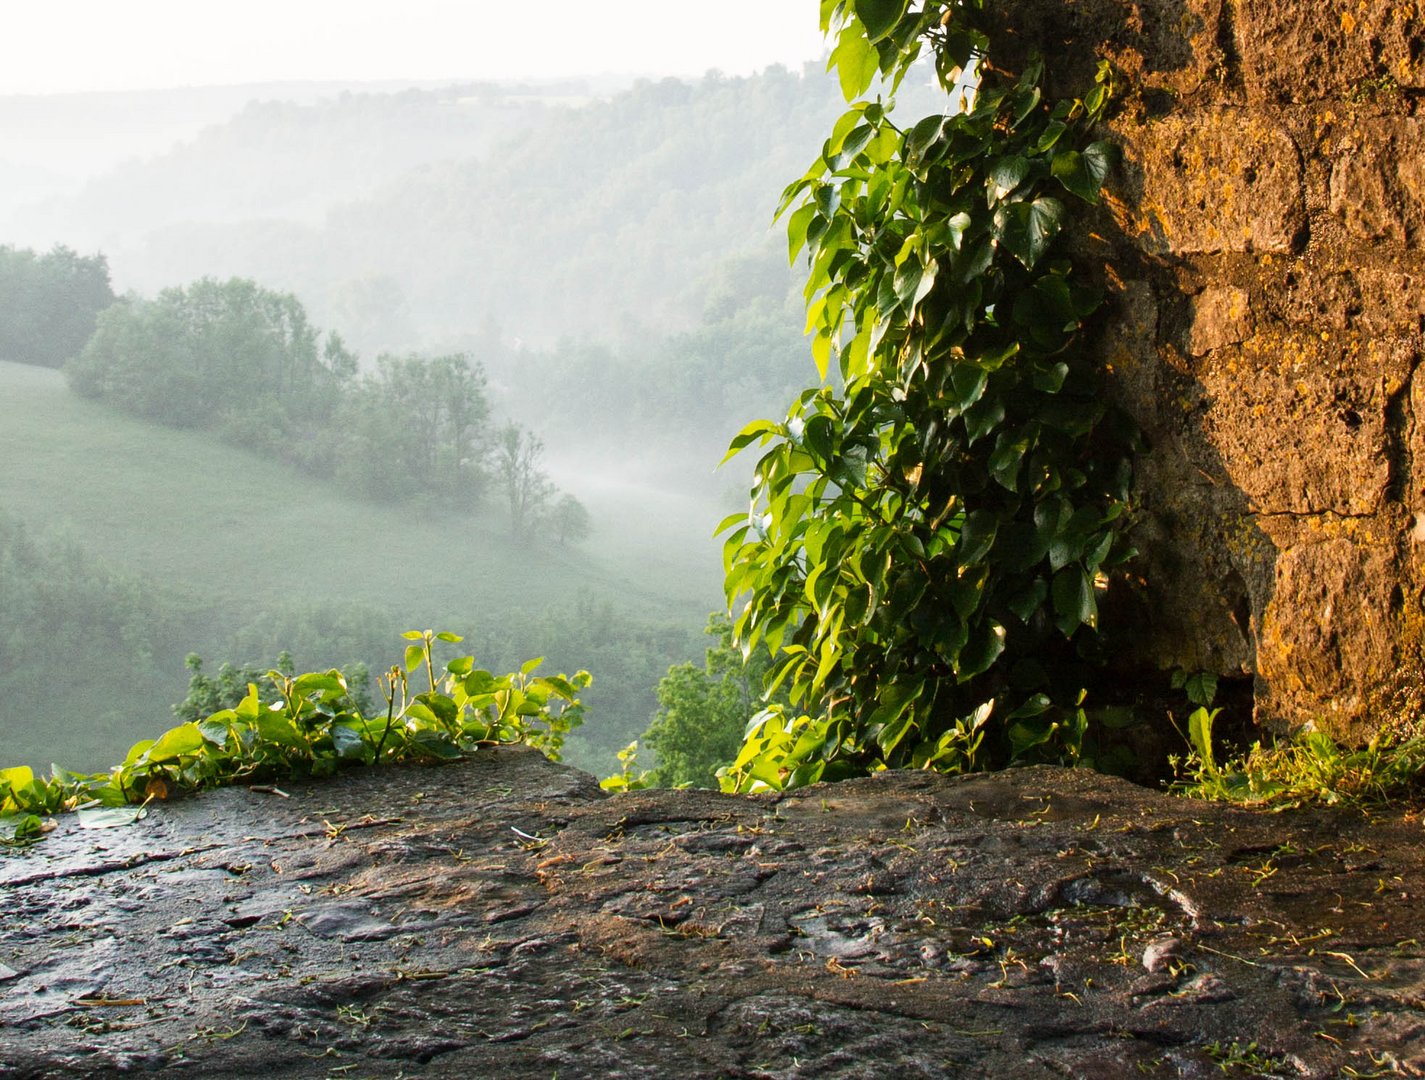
<box><xmin>854</xmin><ymin>0</ymin><xmax>909</xmax><ymax>42</ymax></box>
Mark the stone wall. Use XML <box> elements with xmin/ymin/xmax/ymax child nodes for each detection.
<box><xmin>991</xmin><ymin>0</ymin><xmax>1425</xmax><ymax>738</ymax></box>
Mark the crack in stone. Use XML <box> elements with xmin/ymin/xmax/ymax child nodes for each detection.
<box><xmin>1384</xmin><ymin>356</ymin><xmax>1420</xmax><ymax>508</ymax></box>
<box><xmin>0</xmin><ymin>846</ymin><xmax>220</xmax><ymax>889</ymax></box>
<box><xmin>1214</xmin><ymin>0</ymin><xmax>1244</xmax><ymax>93</ymax></box>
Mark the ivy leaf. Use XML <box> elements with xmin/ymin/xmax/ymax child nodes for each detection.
<box><xmin>957</xmin><ymin>510</ymin><xmax>998</xmax><ymax>565</ymax></box>
<box><xmin>957</xmin><ymin>620</ymin><xmax>1006</xmax><ymax>680</ymax></box>
<box><xmin>963</xmin><ymin>394</ymin><xmax>1005</xmax><ymax>445</ymax></box>
<box><xmin>1051</xmin><ymin>566</ymin><xmax>1096</xmax><ymax>636</ymax></box>
<box><xmin>948</xmin><ymin>364</ymin><xmax>988</xmax><ymax>412</ymax></box>
<box><xmin>906</xmin><ymin>115</ymin><xmax>946</xmax><ymax>162</ymax></box>
<box><xmin>988</xmin><ymin>156</ymin><xmax>1031</xmax><ymax>205</ymax></box>
<box><xmin>854</xmin><ymin>0</ymin><xmax>910</xmax><ymax>43</ymax></box>
<box><xmin>1005</xmin><ymin>577</ymin><xmax>1049</xmax><ymax>622</ymax></box>
<box><xmin>1050</xmin><ymin>140</ymin><xmax>1116</xmax><ymax>202</ymax></box>
<box><xmin>988</xmin><ymin>434</ymin><xmax>1029</xmax><ymax>492</ymax></box>
<box><xmin>147</xmin><ymin>723</ymin><xmax>205</xmax><ymax>763</ymax></box>
<box><xmin>833</xmin><ymin>23</ymin><xmax>881</xmax><ymax>100</ymax></box>
<box><xmin>994</xmin><ymin>197</ymin><xmax>1066</xmax><ymax>270</ymax></box>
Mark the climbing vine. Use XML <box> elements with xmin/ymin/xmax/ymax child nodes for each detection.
<box><xmin>718</xmin><ymin>0</ymin><xmax>1137</xmax><ymax>791</ymax></box>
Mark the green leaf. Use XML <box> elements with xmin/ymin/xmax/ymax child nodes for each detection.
<box><xmin>957</xmin><ymin>620</ymin><xmax>1006</xmax><ymax>680</ymax></box>
<box><xmin>1188</xmin><ymin>707</ymin><xmax>1220</xmax><ymax>774</ymax></box>
<box><xmin>411</xmin><ymin>731</ymin><xmax>463</xmax><ymax>761</ymax></box>
<box><xmin>1032</xmin><ymin>362</ymin><xmax>1070</xmax><ymax>394</ymax></box>
<box><xmin>255</xmin><ymin>711</ymin><xmax>303</xmax><ymax>748</ymax></box>
<box><xmin>963</xmin><ymin>394</ymin><xmax>1005</xmax><ymax>445</ymax></box>
<box><xmin>1051</xmin><ymin>566</ymin><xmax>1096</xmax><ymax>636</ymax></box>
<box><xmin>1184</xmin><ymin>671</ymin><xmax>1218</xmax><ymax>708</ymax></box>
<box><xmin>948</xmin><ymin>364</ymin><xmax>988</xmax><ymax>411</ymax></box>
<box><xmin>833</xmin><ymin>23</ymin><xmax>880</xmax><ymax>100</ymax></box>
<box><xmin>787</xmin><ymin>203</ymin><xmax>817</xmax><ymax>265</ymax></box>
<box><xmin>77</xmin><ymin>804</ymin><xmax>147</xmax><ymax>830</ymax></box>
<box><xmin>331</xmin><ymin>722</ymin><xmax>370</xmax><ymax>761</ymax></box>
<box><xmin>840</xmin><ymin>123</ymin><xmax>876</xmax><ymax>160</ymax></box>
<box><xmin>1051</xmin><ymin>140</ymin><xmax>1115</xmax><ymax>202</ymax></box>
<box><xmin>294</xmin><ymin>672</ymin><xmax>344</xmax><ymax>699</ymax></box>
<box><xmin>404</xmin><ymin>644</ymin><xmax>424</xmax><ymax>672</ymax></box>
<box><xmin>995</xmin><ymin>197</ymin><xmax>1066</xmax><ymax>270</ymax></box>
<box><xmin>957</xmin><ymin>511</ymin><xmax>998</xmax><ymax>565</ymax></box>
<box><xmin>803</xmin><ymin>414</ymin><xmax>835</xmax><ymax>462</ymax></box>
<box><xmin>147</xmin><ymin>723</ymin><xmax>205</xmax><ymax>763</ymax></box>
<box><xmin>906</xmin><ymin>115</ymin><xmax>945</xmax><ymax>161</ymax></box>
<box><xmin>988</xmin><ymin>156</ymin><xmax>1030</xmax><ymax>204</ymax></box>
<box><xmin>854</xmin><ymin>0</ymin><xmax>909</xmax><ymax>42</ymax></box>
<box><xmin>1005</xmin><ymin>578</ymin><xmax>1049</xmax><ymax>622</ymax></box>
<box><xmin>988</xmin><ymin>434</ymin><xmax>1028</xmax><ymax>492</ymax></box>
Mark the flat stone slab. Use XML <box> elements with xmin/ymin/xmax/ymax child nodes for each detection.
<box><xmin>1</xmin><ymin>747</ymin><xmax>1422</xmax><ymax>1077</ymax></box>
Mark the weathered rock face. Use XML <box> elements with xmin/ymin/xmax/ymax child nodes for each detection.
<box><xmin>991</xmin><ymin>0</ymin><xmax>1425</xmax><ymax>738</ymax></box>
<box><xmin>2</xmin><ymin>750</ymin><xmax>1423</xmax><ymax>1078</ymax></box>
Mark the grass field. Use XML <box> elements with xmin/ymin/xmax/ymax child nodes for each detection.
<box><xmin>0</xmin><ymin>360</ymin><xmax>728</xmax><ymax>774</ymax></box>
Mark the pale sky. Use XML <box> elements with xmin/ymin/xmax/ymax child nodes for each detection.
<box><xmin>0</xmin><ymin>1</ymin><xmax>829</xmax><ymax>95</ymax></box>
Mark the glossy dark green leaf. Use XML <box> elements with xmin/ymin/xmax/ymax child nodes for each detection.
<box><xmin>948</xmin><ymin>364</ymin><xmax>988</xmax><ymax>411</ymax></box>
<box><xmin>946</xmin><ymin>564</ymin><xmax>988</xmax><ymax>619</ymax></box>
<box><xmin>957</xmin><ymin>620</ymin><xmax>1006</xmax><ymax>680</ymax></box>
<box><xmin>963</xmin><ymin>395</ymin><xmax>1005</xmax><ymax>445</ymax></box>
<box><xmin>906</xmin><ymin>115</ymin><xmax>945</xmax><ymax>161</ymax></box>
<box><xmin>1031</xmin><ymin>362</ymin><xmax>1070</xmax><ymax>394</ymax></box>
<box><xmin>803</xmin><ymin>414</ymin><xmax>836</xmax><ymax>462</ymax></box>
<box><xmin>957</xmin><ymin>510</ymin><xmax>998</xmax><ymax>565</ymax></box>
<box><xmin>1005</xmin><ymin>577</ymin><xmax>1049</xmax><ymax>622</ymax></box>
<box><xmin>995</xmin><ymin>197</ymin><xmax>1066</xmax><ymax>270</ymax></box>
<box><xmin>988</xmin><ymin>156</ymin><xmax>1030</xmax><ymax>205</ymax></box>
<box><xmin>988</xmin><ymin>434</ymin><xmax>1029</xmax><ymax>492</ymax></box>
<box><xmin>1051</xmin><ymin>566</ymin><xmax>1096</xmax><ymax>636</ymax></box>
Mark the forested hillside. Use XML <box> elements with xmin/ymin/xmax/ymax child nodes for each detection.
<box><xmin>0</xmin><ymin>361</ymin><xmax>711</xmax><ymax>775</ymax></box>
<box><xmin>1</xmin><ymin>62</ymin><xmax>951</xmax><ymax>782</ymax></box>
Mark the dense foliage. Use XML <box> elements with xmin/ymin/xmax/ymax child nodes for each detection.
<box><xmin>639</xmin><ymin>615</ymin><xmax>783</xmax><ymax>788</ymax></box>
<box><xmin>0</xmin><ymin>245</ymin><xmax>114</xmax><ymax>369</ymax></box>
<box><xmin>0</xmin><ymin>629</ymin><xmax>589</xmax><ymax>845</ymax></box>
<box><xmin>67</xmin><ymin>276</ymin><xmax>352</xmax><ymax>435</ymax></box>
<box><xmin>65</xmin><ymin>276</ymin><xmax>574</xmax><ymax>516</ymax></box>
<box><xmin>719</xmin><ymin>0</ymin><xmax>1137</xmax><ymax>791</ymax></box>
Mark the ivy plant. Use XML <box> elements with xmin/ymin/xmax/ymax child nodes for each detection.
<box><xmin>0</xmin><ymin>630</ymin><xmax>589</xmax><ymax>846</ymax></box>
<box><xmin>718</xmin><ymin>0</ymin><xmax>1136</xmax><ymax>792</ymax></box>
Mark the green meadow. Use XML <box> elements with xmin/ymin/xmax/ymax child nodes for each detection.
<box><xmin>0</xmin><ymin>360</ymin><xmax>727</xmax><ymax>775</ymax></box>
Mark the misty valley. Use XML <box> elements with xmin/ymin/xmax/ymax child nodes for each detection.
<box><xmin>0</xmin><ymin>66</ymin><xmax>945</xmax><ymax>783</ymax></box>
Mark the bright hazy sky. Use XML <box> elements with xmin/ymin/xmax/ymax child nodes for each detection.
<box><xmin>1</xmin><ymin>1</ymin><xmax>829</xmax><ymax>95</ymax></box>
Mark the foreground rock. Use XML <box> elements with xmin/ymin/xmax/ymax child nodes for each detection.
<box><xmin>2</xmin><ymin>749</ymin><xmax>1422</xmax><ymax>1078</ymax></box>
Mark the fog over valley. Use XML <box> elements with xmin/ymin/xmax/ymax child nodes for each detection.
<box><xmin>0</xmin><ymin>7</ymin><xmax>953</xmax><ymax>781</ymax></box>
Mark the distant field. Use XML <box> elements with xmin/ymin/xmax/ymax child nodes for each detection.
<box><xmin>0</xmin><ymin>362</ymin><xmax>722</xmax><ymax>619</ymax></box>
<box><xmin>0</xmin><ymin>360</ymin><xmax>727</xmax><ymax>773</ymax></box>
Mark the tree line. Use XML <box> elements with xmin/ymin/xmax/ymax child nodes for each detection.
<box><xmin>0</xmin><ymin>253</ymin><xmax>584</xmax><ymax>539</ymax></box>
<box><xmin>0</xmin><ymin>245</ymin><xmax>114</xmax><ymax>369</ymax></box>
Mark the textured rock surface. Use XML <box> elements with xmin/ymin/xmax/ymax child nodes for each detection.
<box><xmin>989</xmin><ymin>0</ymin><xmax>1425</xmax><ymax>737</ymax></box>
<box><xmin>2</xmin><ymin>750</ymin><xmax>1423</xmax><ymax>1078</ymax></box>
